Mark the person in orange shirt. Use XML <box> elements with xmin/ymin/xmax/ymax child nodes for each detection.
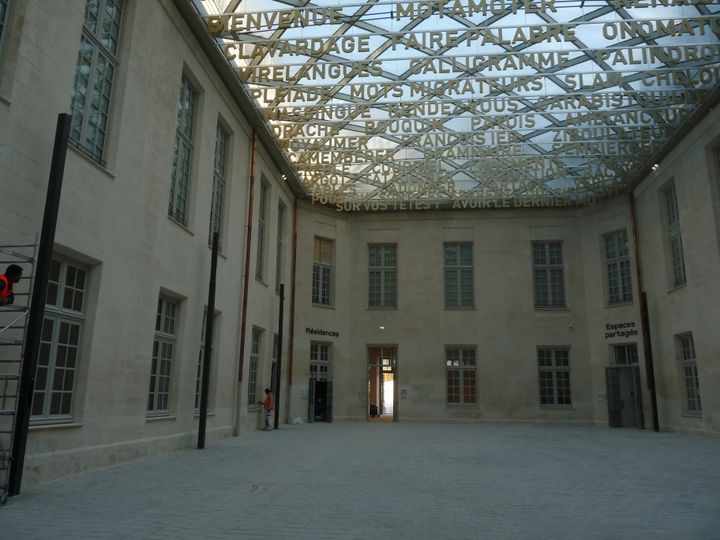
<box><xmin>263</xmin><ymin>388</ymin><xmax>275</xmax><ymax>431</ymax></box>
<box><xmin>0</xmin><ymin>264</ymin><xmax>23</xmax><ymax>307</ymax></box>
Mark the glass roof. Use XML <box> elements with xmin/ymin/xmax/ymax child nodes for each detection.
<box><xmin>201</xmin><ymin>0</ymin><xmax>720</xmax><ymax>208</ymax></box>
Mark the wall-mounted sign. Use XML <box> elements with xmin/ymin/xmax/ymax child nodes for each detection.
<box><xmin>305</xmin><ymin>327</ymin><xmax>339</xmax><ymax>338</ymax></box>
<box><xmin>605</xmin><ymin>322</ymin><xmax>639</xmax><ymax>339</ymax></box>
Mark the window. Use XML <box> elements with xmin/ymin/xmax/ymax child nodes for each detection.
<box><xmin>312</xmin><ymin>237</ymin><xmax>333</xmax><ymax>305</ymax></box>
<box><xmin>0</xmin><ymin>0</ymin><xmax>11</xmax><ymax>56</ymax></box>
<box><xmin>148</xmin><ymin>296</ymin><xmax>177</xmax><ymax>414</ymax></box>
<box><xmin>678</xmin><ymin>334</ymin><xmax>701</xmax><ymax>415</ymax></box>
<box><xmin>310</xmin><ymin>343</ymin><xmax>330</xmax><ymax>381</ymax></box>
<box><xmin>0</xmin><ymin>0</ymin><xmax>10</xmax><ymax>43</ymax></box>
<box><xmin>248</xmin><ymin>329</ymin><xmax>262</xmax><ymax>406</ymax></box>
<box><xmin>69</xmin><ymin>0</ymin><xmax>123</xmax><ymax>163</ymax></box>
<box><xmin>32</xmin><ymin>259</ymin><xmax>87</xmax><ymax>420</ymax></box>
<box><xmin>368</xmin><ymin>244</ymin><xmax>397</xmax><ymax>308</ymax></box>
<box><xmin>613</xmin><ymin>343</ymin><xmax>638</xmax><ymax>366</ymax></box>
<box><xmin>538</xmin><ymin>348</ymin><xmax>571</xmax><ymax>406</ymax></box>
<box><xmin>256</xmin><ymin>181</ymin><xmax>269</xmax><ymax>280</ymax></box>
<box><xmin>168</xmin><ymin>76</ymin><xmax>198</xmax><ymax>225</ymax></box>
<box><xmin>604</xmin><ymin>230</ymin><xmax>633</xmax><ymax>305</ymax></box>
<box><xmin>533</xmin><ymin>241</ymin><xmax>566</xmax><ymax>308</ymax></box>
<box><xmin>209</xmin><ymin>123</ymin><xmax>229</xmax><ymax>247</ymax></box>
<box><xmin>444</xmin><ymin>243</ymin><xmax>473</xmax><ymax>308</ymax></box>
<box><xmin>664</xmin><ymin>183</ymin><xmax>686</xmax><ymax>288</ymax></box>
<box><xmin>276</xmin><ymin>202</ymin><xmax>286</xmax><ymax>292</ymax></box>
<box><xmin>446</xmin><ymin>348</ymin><xmax>476</xmax><ymax>404</ymax></box>
<box><xmin>194</xmin><ymin>310</ymin><xmax>217</xmax><ymax>411</ymax></box>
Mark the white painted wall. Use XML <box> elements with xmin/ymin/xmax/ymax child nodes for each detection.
<box><xmin>0</xmin><ymin>0</ymin><xmax>293</xmax><ymax>484</ymax></box>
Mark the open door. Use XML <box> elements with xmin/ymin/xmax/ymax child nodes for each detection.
<box><xmin>367</xmin><ymin>347</ymin><xmax>397</xmax><ymax>422</ymax></box>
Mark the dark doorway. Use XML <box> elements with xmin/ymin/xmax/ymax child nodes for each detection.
<box><xmin>308</xmin><ymin>380</ymin><xmax>332</xmax><ymax>422</ymax></box>
<box><xmin>606</xmin><ymin>365</ymin><xmax>644</xmax><ymax>428</ymax></box>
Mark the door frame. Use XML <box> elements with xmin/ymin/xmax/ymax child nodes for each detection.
<box><xmin>366</xmin><ymin>345</ymin><xmax>398</xmax><ymax>422</ymax></box>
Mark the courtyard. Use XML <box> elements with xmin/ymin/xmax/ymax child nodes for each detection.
<box><xmin>1</xmin><ymin>422</ymin><xmax>719</xmax><ymax>539</ymax></box>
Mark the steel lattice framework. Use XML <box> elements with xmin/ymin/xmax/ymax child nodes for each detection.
<box><xmin>201</xmin><ymin>0</ymin><xmax>720</xmax><ymax>208</ymax></box>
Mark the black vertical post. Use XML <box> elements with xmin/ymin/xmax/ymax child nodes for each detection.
<box><xmin>640</xmin><ymin>291</ymin><xmax>660</xmax><ymax>432</ymax></box>
<box><xmin>198</xmin><ymin>232</ymin><xmax>219</xmax><ymax>449</ymax></box>
<box><xmin>273</xmin><ymin>284</ymin><xmax>284</xmax><ymax>429</ymax></box>
<box><xmin>9</xmin><ymin>113</ymin><xmax>71</xmax><ymax>496</ymax></box>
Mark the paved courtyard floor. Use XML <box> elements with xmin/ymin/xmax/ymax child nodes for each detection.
<box><xmin>1</xmin><ymin>423</ymin><xmax>719</xmax><ymax>539</ymax></box>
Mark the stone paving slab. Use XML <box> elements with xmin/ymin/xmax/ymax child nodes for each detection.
<box><xmin>1</xmin><ymin>423</ymin><xmax>719</xmax><ymax>539</ymax></box>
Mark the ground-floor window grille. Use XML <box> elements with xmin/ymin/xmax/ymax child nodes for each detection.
<box><xmin>310</xmin><ymin>343</ymin><xmax>330</xmax><ymax>381</ymax></box>
<box><xmin>446</xmin><ymin>348</ymin><xmax>476</xmax><ymax>404</ymax></box>
<box><xmin>148</xmin><ymin>296</ymin><xmax>177</xmax><ymax>414</ymax></box>
<box><xmin>248</xmin><ymin>329</ymin><xmax>262</xmax><ymax>406</ymax></box>
<box><xmin>32</xmin><ymin>316</ymin><xmax>82</xmax><ymax>419</ymax></box>
<box><xmin>32</xmin><ymin>259</ymin><xmax>87</xmax><ymax>421</ymax></box>
<box><xmin>678</xmin><ymin>334</ymin><xmax>701</xmax><ymax>415</ymax></box>
<box><xmin>538</xmin><ymin>348</ymin><xmax>571</xmax><ymax>406</ymax></box>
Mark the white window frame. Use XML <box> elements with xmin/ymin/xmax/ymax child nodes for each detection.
<box><xmin>209</xmin><ymin>123</ymin><xmax>229</xmax><ymax>247</ymax></box>
<box><xmin>248</xmin><ymin>328</ymin><xmax>262</xmax><ymax>406</ymax></box>
<box><xmin>663</xmin><ymin>182</ymin><xmax>686</xmax><ymax>288</ymax></box>
<box><xmin>256</xmin><ymin>180</ymin><xmax>269</xmax><ymax>280</ymax></box>
<box><xmin>445</xmin><ymin>347</ymin><xmax>476</xmax><ymax>405</ymax></box>
<box><xmin>168</xmin><ymin>75</ymin><xmax>198</xmax><ymax>226</ymax></box>
<box><xmin>0</xmin><ymin>0</ymin><xmax>13</xmax><ymax>65</ymax></box>
<box><xmin>613</xmin><ymin>343</ymin><xmax>638</xmax><ymax>366</ymax></box>
<box><xmin>31</xmin><ymin>258</ymin><xmax>87</xmax><ymax>423</ymax></box>
<box><xmin>69</xmin><ymin>0</ymin><xmax>124</xmax><ymax>164</ymax></box>
<box><xmin>148</xmin><ymin>296</ymin><xmax>177</xmax><ymax>415</ymax></box>
<box><xmin>533</xmin><ymin>241</ymin><xmax>566</xmax><ymax>308</ymax></box>
<box><xmin>677</xmin><ymin>333</ymin><xmax>702</xmax><ymax>416</ymax></box>
<box><xmin>604</xmin><ymin>230</ymin><xmax>633</xmax><ymax>305</ymax></box>
<box><xmin>368</xmin><ymin>244</ymin><xmax>397</xmax><ymax>309</ymax></box>
<box><xmin>538</xmin><ymin>348</ymin><xmax>572</xmax><ymax>407</ymax></box>
<box><xmin>444</xmin><ymin>243</ymin><xmax>473</xmax><ymax>308</ymax></box>
<box><xmin>310</xmin><ymin>342</ymin><xmax>331</xmax><ymax>382</ymax></box>
<box><xmin>312</xmin><ymin>237</ymin><xmax>333</xmax><ymax>306</ymax></box>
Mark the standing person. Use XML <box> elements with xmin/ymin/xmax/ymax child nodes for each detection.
<box><xmin>263</xmin><ymin>388</ymin><xmax>275</xmax><ymax>431</ymax></box>
<box><xmin>0</xmin><ymin>264</ymin><xmax>23</xmax><ymax>307</ymax></box>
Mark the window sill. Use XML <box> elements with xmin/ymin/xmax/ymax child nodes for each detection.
<box><xmin>681</xmin><ymin>412</ymin><xmax>702</xmax><ymax>418</ymax></box>
<box><xmin>312</xmin><ymin>303</ymin><xmax>335</xmax><ymax>310</ymax></box>
<box><xmin>248</xmin><ymin>405</ymin><xmax>261</xmax><ymax>412</ymax></box>
<box><xmin>194</xmin><ymin>411</ymin><xmax>216</xmax><ymax>417</ymax></box>
<box><xmin>29</xmin><ymin>420</ymin><xmax>82</xmax><ymax>431</ymax></box>
<box><xmin>145</xmin><ymin>414</ymin><xmax>177</xmax><ymax>422</ymax></box>
<box><xmin>68</xmin><ymin>144</ymin><xmax>115</xmax><ymax>180</ymax></box>
<box><xmin>667</xmin><ymin>282</ymin><xmax>687</xmax><ymax>294</ymax></box>
<box><xmin>444</xmin><ymin>306</ymin><xmax>476</xmax><ymax>310</ymax></box>
<box><xmin>207</xmin><ymin>245</ymin><xmax>228</xmax><ymax>260</ymax></box>
<box><xmin>255</xmin><ymin>277</ymin><xmax>268</xmax><ymax>287</ymax></box>
<box><xmin>367</xmin><ymin>306</ymin><xmax>398</xmax><ymax>311</ymax></box>
<box><xmin>605</xmin><ymin>301</ymin><xmax>634</xmax><ymax>309</ymax></box>
<box><xmin>168</xmin><ymin>216</ymin><xmax>194</xmax><ymax>236</ymax></box>
<box><xmin>540</xmin><ymin>405</ymin><xmax>575</xmax><ymax>410</ymax></box>
<box><xmin>534</xmin><ymin>307</ymin><xmax>570</xmax><ymax>312</ymax></box>
<box><xmin>446</xmin><ymin>403</ymin><xmax>479</xmax><ymax>408</ymax></box>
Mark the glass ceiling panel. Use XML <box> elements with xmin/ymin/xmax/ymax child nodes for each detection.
<box><xmin>201</xmin><ymin>0</ymin><xmax>720</xmax><ymax>209</ymax></box>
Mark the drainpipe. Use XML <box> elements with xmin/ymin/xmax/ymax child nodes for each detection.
<box><xmin>629</xmin><ymin>193</ymin><xmax>660</xmax><ymax>432</ymax></box>
<box><xmin>234</xmin><ymin>130</ymin><xmax>257</xmax><ymax>435</ymax></box>
<box><xmin>285</xmin><ymin>199</ymin><xmax>298</xmax><ymax>422</ymax></box>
